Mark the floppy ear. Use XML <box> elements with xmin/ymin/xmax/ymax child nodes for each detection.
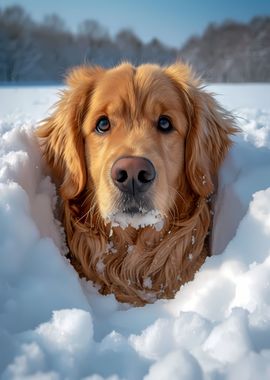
<box><xmin>36</xmin><ymin>66</ymin><xmax>104</xmax><ymax>200</ymax></box>
<box><xmin>165</xmin><ymin>63</ymin><xmax>238</xmax><ymax>197</ymax></box>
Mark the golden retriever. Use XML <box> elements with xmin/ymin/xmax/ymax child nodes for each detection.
<box><xmin>36</xmin><ymin>62</ymin><xmax>237</xmax><ymax>305</ymax></box>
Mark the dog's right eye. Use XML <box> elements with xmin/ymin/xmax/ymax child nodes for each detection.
<box><xmin>157</xmin><ymin>116</ymin><xmax>173</xmax><ymax>133</ymax></box>
<box><xmin>95</xmin><ymin>116</ymin><xmax>111</xmax><ymax>133</ymax></box>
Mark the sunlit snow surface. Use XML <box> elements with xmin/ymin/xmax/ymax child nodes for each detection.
<box><xmin>0</xmin><ymin>84</ymin><xmax>270</xmax><ymax>380</ymax></box>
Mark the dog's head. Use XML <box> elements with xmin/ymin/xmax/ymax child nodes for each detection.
<box><xmin>37</xmin><ymin>62</ymin><xmax>236</xmax><ymax>227</ymax></box>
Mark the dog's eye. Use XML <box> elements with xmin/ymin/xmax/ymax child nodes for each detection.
<box><xmin>157</xmin><ymin>116</ymin><xmax>173</xmax><ymax>133</ymax></box>
<box><xmin>96</xmin><ymin>116</ymin><xmax>111</xmax><ymax>133</ymax></box>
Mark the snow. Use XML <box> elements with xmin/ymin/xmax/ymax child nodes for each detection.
<box><xmin>1</xmin><ymin>84</ymin><xmax>270</xmax><ymax>379</ymax></box>
<box><xmin>107</xmin><ymin>209</ymin><xmax>164</xmax><ymax>231</ymax></box>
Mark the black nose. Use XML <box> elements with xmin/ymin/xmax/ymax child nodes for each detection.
<box><xmin>111</xmin><ymin>156</ymin><xmax>156</xmax><ymax>195</ymax></box>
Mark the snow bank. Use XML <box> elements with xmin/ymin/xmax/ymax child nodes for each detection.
<box><xmin>1</xmin><ymin>85</ymin><xmax>270</xmax><ymax>379</ymax></box>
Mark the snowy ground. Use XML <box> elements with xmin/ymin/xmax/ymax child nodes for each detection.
<box><xmin>0</xmin><ymin>84</ymin><xmax>270</xmax><ymax>380</ymax></box>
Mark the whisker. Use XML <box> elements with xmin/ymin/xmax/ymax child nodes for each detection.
<box><xmin>75</xmin><ymin>190</ymin><xmax>98</xmax><ymax>225</ymax></box>
<box><xmin>168</xmin><ymin>185</ymin><xmax>187</xmax><ymax>205</ymax></box>
<box><xmin>153</xmin><ymin>191</ymin><xmax>177</xmax><ymax>224</ymax></box>
<box><xmin>81</xmin><ymin>189</ymin><xmax>94</xmax><ymax>207</ymax></box>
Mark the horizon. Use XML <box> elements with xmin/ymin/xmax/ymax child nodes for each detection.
<box><xmin>1</xmin><ymin>0</ymin><xmax>270</xmax><ymax>48</ymax></box>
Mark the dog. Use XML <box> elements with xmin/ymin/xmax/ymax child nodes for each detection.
<box><xmin>36</xmin><ymin>62</ymin><xmax>237</xmax><ymax>305</ymax></box>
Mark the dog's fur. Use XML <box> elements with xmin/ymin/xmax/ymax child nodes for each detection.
<box><xmin>37</xmin><ymin>62</ymin><xmax>237</xmax><ymax>305</ymax></box>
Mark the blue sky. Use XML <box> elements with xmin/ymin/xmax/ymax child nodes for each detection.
<box><xmin>1</xmin><ymin>0</ymin><xmax>270</xmax><ymax>47</ymax></box>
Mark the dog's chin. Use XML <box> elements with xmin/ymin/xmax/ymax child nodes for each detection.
<box><xmin>104</xmin><ymin>207</ymin><xmax>165</xmax><ymax>231</ymax></box>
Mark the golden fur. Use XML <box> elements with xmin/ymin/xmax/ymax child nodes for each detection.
<box><xmin>36</xmin><ymin>62</ymin><xmax>237</xmax><ymax>305</ymax></box>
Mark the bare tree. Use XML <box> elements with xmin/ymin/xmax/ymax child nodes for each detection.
<box><xmin>115</xmin><ymin>29</ymin><xmax>143</xmax><ymax>64</ymax></box>
<box><xmin>77</xmin><ymin>19</ymin><xmax>115</xmax><ymax>65</ymax></box>
<box><xmin>78</xmin><ymin>19</ymin><xmax>109</xmax><ymax>41</ymax></box>
<box><xmin>0</xmin><ymin>6</ymin><xmax>40</xmax><ymax>81</ymax></box>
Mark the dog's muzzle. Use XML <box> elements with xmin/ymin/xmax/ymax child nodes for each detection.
<box><xmin>111</xmin><ymin>156</ymin><xmax>156</xmax><ymax>213</ymax></box>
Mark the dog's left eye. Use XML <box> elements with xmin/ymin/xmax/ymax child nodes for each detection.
<box><xmin>96</xmin><ymin>116</ymin><xmax>111</xmax><ymax>133</ymax></box>
<box><xmin>157</xmin><ymin>116</ymin><xmax>173</xmax><ymax>133</ymax></box>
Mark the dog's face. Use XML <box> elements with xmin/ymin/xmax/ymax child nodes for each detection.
<box><xmin>82</xmin><ymin>64</ymin><xmax>188</xmax><ymax>220</ymax></box>
<box><xmin>38</xmin><ymin>62</ymin><xmax>236</xmax><ymax>229</ymax></box>
<box><xmin>37</xmin><ymin>62</ymin><xmax>237</xmax><ymax>304</ymax></box>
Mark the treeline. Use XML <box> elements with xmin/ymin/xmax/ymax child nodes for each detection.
<box><xmin>180</xmin><ymin>16</ymin><xmax>270</xmax><ymax>82</ymax></box>
<box><xmin>0</xmin><ymin>5</ymin><xmax>269</xmax><ymax>83</ymax></box>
